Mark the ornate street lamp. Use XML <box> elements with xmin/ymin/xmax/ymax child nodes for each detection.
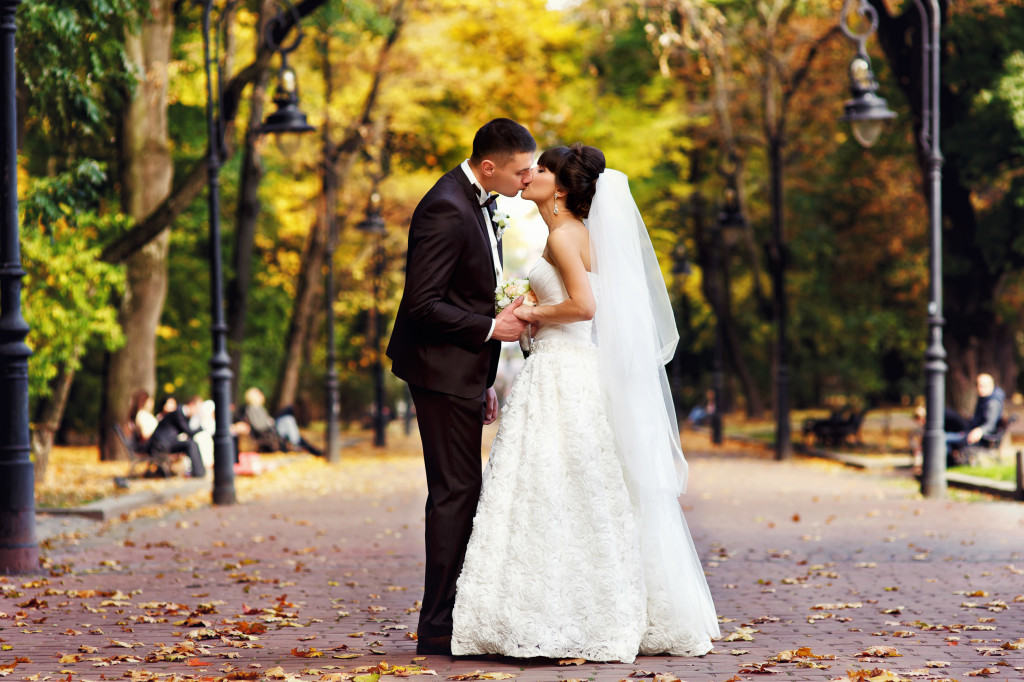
<box><xmin>840</xmin><ymin>0</ymin><xmax>946</xmax><ymax>497</ymax></box>
<box><xmin>357</xmin><ymin>196</ymin><xmax>387</xmax><ymax>448</ymax></box>
<box><xmin>0</xmin><ymin>0</ymin><xmax>38</xmax><ymax>573</ymax></box>
<box><xmin>258</xmin><ymin>0</ymin><xmax>315</xmax><ymax>139</ymax></box>
<box><xmin>839</xmin><ymin>1</ymin><xmax>897</xmax><ymax>148</ymax></box>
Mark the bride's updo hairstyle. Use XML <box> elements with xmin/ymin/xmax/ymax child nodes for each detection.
<box><xmin>536</xmin><ymin>143</ymin><xmax>606</xmax><ymax>219</ymax></box>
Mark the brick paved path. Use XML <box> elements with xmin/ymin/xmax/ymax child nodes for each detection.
<box><xmin>3</xmin><ymin>433</ymin><xmax>1023</xmax><ymax>682</ymax></box>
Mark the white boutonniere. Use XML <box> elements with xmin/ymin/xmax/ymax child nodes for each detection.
<box><xmin>492</xmin><ymin>210</ymin><xmax>511</xmax><ymax>240</ymax></box>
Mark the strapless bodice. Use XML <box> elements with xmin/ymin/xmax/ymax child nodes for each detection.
<box><xmin>528</xmin><ymin>258</ymin><xmax>596</xmax><ymax>347</ymax></box>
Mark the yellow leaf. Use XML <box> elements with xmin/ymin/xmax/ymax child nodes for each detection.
<box><xmin>557</xmin><ymin>659</ymin><xmax>585</xmax><ymax>666</ymax></box>
<box><xmin>722</xmin><ymin>626</ymin><xmax>757</xmax><ymax>642</ymax></box>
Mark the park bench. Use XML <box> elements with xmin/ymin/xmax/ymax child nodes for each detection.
<box><xmin>113</xmin><ymin>423</ymin><xmax>175</xmax><ymax>478</ymax></box>
<box><xmin>802</xmin><ymin>406</ymin><xmax>871</xmax><ymax>449</ymax></box>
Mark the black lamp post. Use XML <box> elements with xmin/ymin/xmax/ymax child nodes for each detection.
<box><xmin>770</xmin><ymin>154</ymin><xmax>791</xmax><ymax>462</ymax></box>
<box><xmin>839</xmin><ymin>0</ymin><xmax>946</xmax><ymax>497</ymax></box>
<box><xmin>322</xmin><ymin>199</ymin><xmax>342</xmax><ymax>462</ymax></box>
<box><xmin>357</xmin><ymin>197</ymin><xmax>386</xmax><ymax>448</ymax></box>
<box><xmin>202</xmin><ymin>0</ymin><xmax>237</xmax><ymax>505</ymax></box>
<box><xmin>0</xmin><ymin>0</ymin><xmax>38</xmax><ymax>573</ymax></box>
<box><xmin>710</xmin><ymin>186</ymin><xmax>744</xmax><ymax>446</ymax></box>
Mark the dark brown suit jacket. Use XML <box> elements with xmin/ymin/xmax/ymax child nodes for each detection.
<box><xmin>386</xmin><ymin>167</ymin><xmax>501</xmax><ymax>399</ymax></box>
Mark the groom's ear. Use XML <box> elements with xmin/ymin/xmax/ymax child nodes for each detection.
<box><xmin>479</xmin><ymin>159</ymin><xmax>495</xmax><ymax>177</ymax></box>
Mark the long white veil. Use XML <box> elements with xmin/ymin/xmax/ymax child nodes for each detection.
<box><xmin>588</xmin><ymin>169</ymin><xmax>687</xmax><ymax>496</ymax></box>
<box><xmin>588</xmin><ymin>169</ymin><xmax>720</xmax><ymax>652</ymax></box>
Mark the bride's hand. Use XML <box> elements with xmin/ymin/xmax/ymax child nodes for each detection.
<box><xmin>513</xmin><ymin>304</ymin><xmax>536</xmax><ymax>323</ymax></box>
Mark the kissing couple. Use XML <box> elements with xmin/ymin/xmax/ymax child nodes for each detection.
<box><xmin>386</xmin><ymin>118</ymin><xmax>720</xmax><ymax>663</ymax></box>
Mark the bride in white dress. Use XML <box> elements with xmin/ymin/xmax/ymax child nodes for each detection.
<box><xmin>450</xmin><ymin>144</ymin><xmax>719</xmax><ymax>662</ymax></box>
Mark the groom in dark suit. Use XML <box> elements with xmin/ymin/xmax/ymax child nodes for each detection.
<box><xmin>386</xmin><ymin>118</ymin><xmax>535</xmax><ymax>655</ymax></box>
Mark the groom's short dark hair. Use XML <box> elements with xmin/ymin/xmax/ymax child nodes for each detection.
<box><xmin>470</xmin><ymin>118</ymin><xmax>536</xmax><ymax>164</ymax></box>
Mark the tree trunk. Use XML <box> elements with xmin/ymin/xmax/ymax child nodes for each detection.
<box><xmin>273</xmin><ymin>221</ymin><xmax>328</xmax><ymax>412</ymax></box>
<box><xmin>696</xmin><ymin>207</ymin><xmax>765</xmax><ymax>419</ymax></box>
<box><xmin>228</xmin><ymin>0</ymin><xmax>275</xmax><ymax>402</ymax></box>
<box><xmin>100</xmin><ymin>0</ymin><xmax>175</xmax><ymax>460</ymax></box>
<box><xmin>30</xmin><ymin>363</ymin><xmax>77</xmax><ymax>484</ymax></box>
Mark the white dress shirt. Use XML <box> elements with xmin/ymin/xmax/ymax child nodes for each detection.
<box><xmin>460</xmin><ymin>159</ymin><xmax>501</xmax><ymax>342</ymax></box>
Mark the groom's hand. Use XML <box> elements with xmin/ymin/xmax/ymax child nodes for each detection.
<box><xmin>484</xmin><ymin>387</ymin><xmax>499</xmax><ymax>425</ymax></box>
<box><xmin>492</xmin><ymin>296</ymin><xmax>528</xmax><ymax>342</ymax></box>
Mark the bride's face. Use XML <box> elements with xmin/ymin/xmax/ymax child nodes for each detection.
<box><xmin>521</xmin><ymin>164</ymin><xmax>557</xmax><ymax>204</ymax></box>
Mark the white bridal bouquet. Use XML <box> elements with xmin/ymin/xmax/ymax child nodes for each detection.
<box><xmin>495</xmin><ymin>278</ymin><xmax>531</xmax><ymax>314</ymax></box>
<box><xmin>495</xmin><ymin>277</ymin><xmax>537</xmax><ymax>353</ymax></box>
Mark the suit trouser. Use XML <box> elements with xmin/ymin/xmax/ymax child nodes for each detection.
<box><xmin>409</xmin><ymin>384</ymin><xmax>485</xmax><ymax>640</ymax></box>
<box><xmin>170</xmin><ymin>439</ymin><xmax>206</xmax><ymax>478</ymax></box>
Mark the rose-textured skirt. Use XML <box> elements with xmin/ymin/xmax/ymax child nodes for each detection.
<box><xmin>450</xmin><ymin>337</ymin><xmax>717</xmax><ymax>662</ymax></box>
<box><xmin>451</xmin><ymin>338</ymin><xmax>645</xmax><ymax>661</ymax></box>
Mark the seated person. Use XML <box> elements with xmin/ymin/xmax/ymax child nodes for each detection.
<box><xmin>945</xmin><ymin>373</ymin><xmax>1005</xmax><ymax>464</ymax></box>
<box><xmin>148</xmin><ymin>396</ymin><xmax>206</xmax><ymax>477</ymax></box>
<box><xmin>241</xmin><ymin>387</ymin><xmax>322</xmax><ymax>456</ymax></box>
<box><xmin>687</xmin><ymin>389</ymin><xmax>716</xmax><ymax>428</ymax></box>
<box><xmin>242</xmin><ymin>387</ymin><xmax>284</xmax><ymax>452</ymax></box>
<box><xmin>128</xmin><ymin>389</ymin><xmax>159</xmax><ymax>446</ymax></box>
<box><xmin>275</xmin><ymin>405</ymin><xmax>323</xmax><ymax>456</ymax></box>
<box><xmin>188</xmin><ymin>396</ymin><xmax>250</xmax><ymax>468</ymax></box>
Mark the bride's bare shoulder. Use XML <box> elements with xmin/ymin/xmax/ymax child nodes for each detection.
<box><xmin>546</xmin><ymin>222</ymin><xmax>588</xmax><ymax>249</ymax></box>
<box><xmin>545</xmin><ymin>222</ymin><xmax>590</xmax><ymax>269</ymax></box>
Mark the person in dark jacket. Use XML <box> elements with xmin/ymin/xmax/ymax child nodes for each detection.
<box><xmin>385</xmin><ymin>118</ymin><xmax>534</xmax><ymax>655</ymax></box>
<box><xmin>148</xmin><ymin>397</ymin><xmax>206</xmax><ymax>477</ymax></box>
<box><xmin>945</xmin><ymin>373</ymin><xmax>1005</xmax><ymax>463</ymax></box>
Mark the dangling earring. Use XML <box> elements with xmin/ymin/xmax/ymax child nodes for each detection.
<box><xmin>553</xmin><ymin>192</ymin><xmax>560</xmax><ymax>215</ymax></box>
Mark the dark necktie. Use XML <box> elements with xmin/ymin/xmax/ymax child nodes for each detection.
<box><xmin>480</xmin><ymin>193</ymin><xmax>497</xmax><ymax>209</ymax></box>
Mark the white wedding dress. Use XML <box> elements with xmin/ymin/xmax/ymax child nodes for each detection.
<box><xmin>450</xmin><ymin>257</ymin><xmax>718</xmax><ymax>662</ymax></box>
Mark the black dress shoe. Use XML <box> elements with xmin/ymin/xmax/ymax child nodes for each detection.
<box><xmin>416</xmin><ymin>635</ymin><xmax>452</xmax><ymax>656</ymax></box>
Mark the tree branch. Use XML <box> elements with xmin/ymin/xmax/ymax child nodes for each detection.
<box><xmin>327</xmin><ymin>1</ymin><xmax>405</xmax><ymax>168</ymax></box>
<box><xmin>100</xmin><ymin>0</ymin><xmax>329</xmax><ymax>264</ymax></box>
<box><xmin>782</xmin><ymin>25</ymin><xmax>840</xmax><ymax>111</ymax></box>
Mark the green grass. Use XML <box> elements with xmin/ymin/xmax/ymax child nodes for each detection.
<box><xmin>949</xmin><ymin>463</ymin><xmax>1016</xmax><ymax>482</ymax></box>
